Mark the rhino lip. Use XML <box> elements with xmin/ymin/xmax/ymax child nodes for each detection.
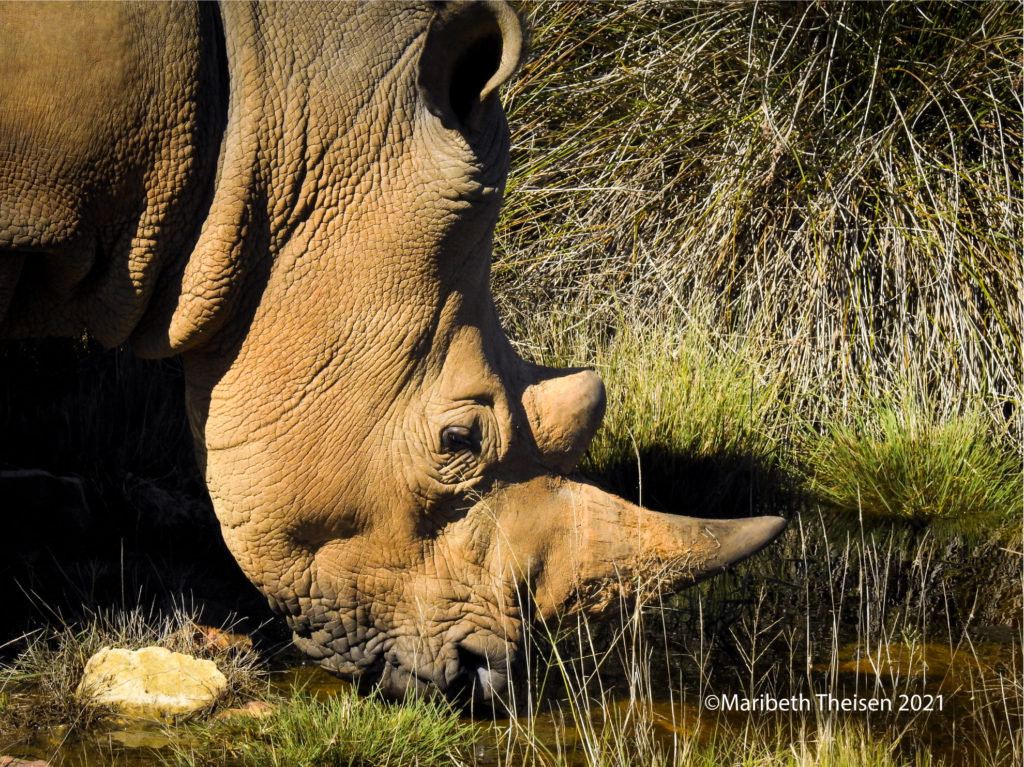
<box><xmin>371</xmin><ymin>659</ymin><xmax>443</xmax><ymax>699</ymax></box>
<box><xmin>358</xmin><ymin>645</ymin><xmax>513</xmax><ymax>710</ymax></box>
<box><xmin>452</xmin><ymin>644</ymin><xmax>513</xmax><ymax>711</ymax></box>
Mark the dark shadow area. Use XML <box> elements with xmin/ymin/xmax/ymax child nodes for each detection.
<box><xmin>585</xmin><ymin>443</ymin><xmax>799</xmax><ymax>520</ymax></box>
<box><xmin>0</xmin><ymin>339</ymin><xmax>284</xmax><ymax>650</ymax></box>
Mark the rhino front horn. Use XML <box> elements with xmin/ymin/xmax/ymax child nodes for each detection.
<box><xmin>498</xmin><ymin>478</ymin><xmax>788</xmax><ymax>617</ymax></box>
<box><xmin>680</xmin><ymin>514</ymin><xmax>789</xmax><ymax>576</ymax></box>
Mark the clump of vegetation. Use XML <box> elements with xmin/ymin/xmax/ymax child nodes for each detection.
<box><xmin>684</xmin><ymin>724</ymin><xmax>932</xmax><ymax>767</ymax></box>
<box><xmin>167</xmin><ymin>688</ymin><xmax>475</xmax><ymax>767</ymax></box>
<box><xmin>520</xmin><ymin>305</ymin><xmax>1022</xmax><ymax>538</ymax></box>
<box><xmin>802</xmin><ymin>397</ymin><xmax>1022</xmax><ymax>536</ymax></box>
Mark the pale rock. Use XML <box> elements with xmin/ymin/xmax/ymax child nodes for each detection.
<box><xmin>77</xmin><ymin>646</ymin><xmax>227</xmax><ymax>719</ymax></box>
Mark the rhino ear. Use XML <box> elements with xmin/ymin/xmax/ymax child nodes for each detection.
<box><xmin>420</xmin><ymin>1</ymin><xmax>523</xmax><ymax>129</ymax></box>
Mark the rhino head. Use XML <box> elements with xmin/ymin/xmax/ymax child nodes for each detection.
<box><xmin>165</xmin><ymin>1</ymin><xmax>787</xmax><ymax>704</ymax></box>
<box><xmin>1</xmin><ymin>1</ymin><xmax>784</xmax><ymax>705</ymax></box>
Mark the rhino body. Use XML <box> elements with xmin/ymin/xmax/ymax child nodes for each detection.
<box><xmin>0</xmin><ymin>2</ymin><xmax>784</xmax><ymax>704</ymax></box>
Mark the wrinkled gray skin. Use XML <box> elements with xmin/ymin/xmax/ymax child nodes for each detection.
<box><xmin>0</xmin><ymin>2</ymin><xmax>785</xmax><ymax>705</ymax></box>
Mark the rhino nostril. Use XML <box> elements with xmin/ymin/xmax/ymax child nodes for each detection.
<box><xmin>457</xmin><ymin>645</ymin><xmax>488</xmax><ymax>676</ymax></box>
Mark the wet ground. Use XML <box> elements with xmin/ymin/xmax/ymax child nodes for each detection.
<box><xmin>3</xmin><ymin>637</ymin><xmax>1019</xmax><ymax>767</ymax></box>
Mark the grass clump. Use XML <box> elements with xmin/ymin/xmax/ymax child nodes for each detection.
<box><xmin>640</xmin><ymin>722</ymin><xmax>928</xmax><ymax>767</ymax></box>
<box><xmin>585</xmin><ymin>317</ymin><xmax>784</xmax><ymax>469</ymax></box>
<box><xmin>698</xmin><ymin>724</ymin><xmax>930</xmax><ymax>767</ymax></box>
<box><xmin>168</xmin><ymin>687</ymin><xmax>474</xmax><ymax>767</ymax></box>
<box><xmin>803</xmin><ymin>398</ymin><xmax>1022</xmax><ymax>536</ymax></box>
<box><xmin>495</xmin><ymin>0</ymin><xmax>1022</xmax><ymax>535</ymax></box>
<box><xmin>589</xmin><ymin>316</ymin><xmax>791</xmax><ymax>515</ymax></box>
<box><xmin>515</xmin><ymin>308</ymin><xmax>1021</xmax><ymax>538</ymax></box>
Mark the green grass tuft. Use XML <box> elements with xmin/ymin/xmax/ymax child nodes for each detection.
<box><xmin>514</xmin><ymin>308</ymin><xmax>1021</xmax><ymax>537</ymax></box>
<box><xmin>674</xmin><ymin>723</ymin><xmax>930</xmax><ymax>767</ymax></box>
<box><xmin>585</xmin><ymin>318</ymin><xmax>785</xmax><ymax>473</ymax></box>
<box><xmin>802</xmin><ymin>398</ymin><xmax>1022</xmax><ymax>536</ymax></box>
<box><xmin>168</xmin><ymin>688</ymin><xmax>475</xmax><ymax>767</ymax></box>
<box><xmin>518</xmin><ymin>308</ymin><xmax>793</xmax><ymax>515</ymax></box>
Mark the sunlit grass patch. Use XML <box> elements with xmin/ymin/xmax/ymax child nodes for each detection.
<box><xmin>513</xmin><ymin>308</ymin><xmax>1022</xmax><ymax>535</ymax></box>
<box><xmin>514</xmin><ymin>307</ymin><xmax>794</xmax><ymax>516</ymax></box>
<box><xmin>801</xmin><ymin>398</ymin><xmax>1022</xmax><ymax>537</ymax></box>
<box><xmin>166</xmin><ymin>687</ymin><xmax>475</xmax><ymax>767</ymax></box>
<box><xmin>684</xmin><ymin>723</ymin><xmax>933</xmax><ymax>767</ymax></box>
<box><xmin>586</xmin><ymin>317</ymin><xmax>785</xmax><ymax>473</ymax></box>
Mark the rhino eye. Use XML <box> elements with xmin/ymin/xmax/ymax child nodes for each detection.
<box><xmin>440</xmin><ymin>425</ymin><xmax>478</xmax><ymax>455</ymax></box>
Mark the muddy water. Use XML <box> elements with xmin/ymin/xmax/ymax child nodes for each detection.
<box><xmin>5</xmin><ymin>720</ymin><xmax>177</xmax><ymax>767</ymax></box>
<box><xmin>465</xmin><ymin>639</ymin><xmax>1021</xmax><ymax>766</ymax></box>
<box><xmin>3</xmin><ymin>640</ymin><xmax>1019</xmax><ymax>766</ymax></box>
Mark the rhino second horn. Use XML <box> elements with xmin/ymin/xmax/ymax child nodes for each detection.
<box><xmin>522</xmin><ymin>369</ymin><xmax>606</xmax><ymax>474</ymax></box>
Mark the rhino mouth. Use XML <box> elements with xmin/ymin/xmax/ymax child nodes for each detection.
<box><xmin>453</xmin><ymin>644</ymin><xmax>514</xmax><ymax>708</ymax></box>
<box><xmin>342</xmin><ymin>642</ymin><xmax>517</xmax><ymax>710</ymax></box>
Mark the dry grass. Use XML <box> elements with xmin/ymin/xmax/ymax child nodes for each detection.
<box><xmin>516</xmin><ymin>306</ymin><xmax>794</xmax><ymax>519</ymax></box>
<box><xmin>497</xmin><ymin>1</ymin><xmax>1021</xmax><ymax>435</ymax></box>
<box><xmin>496</xmin><ymin>1</ymin><xmax>1022</xmax><ymax>539</ymax></box>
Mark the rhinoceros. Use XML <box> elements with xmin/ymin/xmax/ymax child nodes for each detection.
<box><xmin>0</xmin><ymin>1</ymin><xmax>785</xmax><ymax>704</ymax></box>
